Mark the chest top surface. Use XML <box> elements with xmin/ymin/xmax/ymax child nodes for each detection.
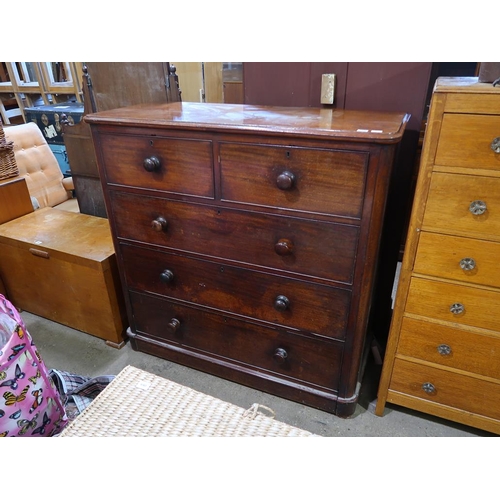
<box><xmin>0</xmin><ymin>208</ymin><xmax>114</xmax><ymax>261</ymax></box>
<box><xmin>85</xmin><ymin>102</ymin><xmax>409</xmax><ymax>143</ymax></box>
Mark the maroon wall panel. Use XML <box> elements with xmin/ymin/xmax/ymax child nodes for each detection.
<box><xmin>344</xmin><ymin>62</ymin><xmax>432</xmax><ymax>134</ymax></box>
<box><xmin>243</xmin><ymin>62</ymin><xmax>348</xmax><ymax>107</ymax></box>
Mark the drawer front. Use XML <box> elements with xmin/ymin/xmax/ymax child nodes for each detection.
<box><xmin>220</xmin><ymin>143</ymin><xmax>368</xmax><ymax>219</ymax></box>
<box><xmin>390</xmin><ymin>358</ymin><xmax>500</xmax><ymax>421</ymax></box>
<box><xmin>406</xmin><ymin>276</ymin><xmax>500</xmax><ymax>332</ymax></box>
<box><xmin>397</xmin><ymin>317</ymin><xmax>500</xmax><ymax>379</ymax></box>
<box><xmin>98</xmin><ymin>133</ymin><xmax>214</xmax><ymax>198</ymax></box>
<box><xmin>414</xmin><ymin>232</ymin><xmax>500</xmax><ymax>288</ymax></box>
<box><xmin>130</xmin><ymin>291</ymin><xmax>343</xmax><ymax>391</ymax></box>
<box><xmin>120</xmin><ymin>243</ymin><xmax>351</xmax><ymax>339</ymax></box>
<box><xmin>110</xmin><ymin>191</ymin><xmax>359</xmax><ymax>284</ymax></box>
<box><xmin>422</xmin><ymin>172</ymin><xmax>500</xmax><ymax>240</ymax></box>
<box><xmin>435</xmin><ymin>114</ymin><xmax>500</xmax><ymax>170</ymax></box>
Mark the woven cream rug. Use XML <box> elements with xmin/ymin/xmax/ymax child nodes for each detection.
<box><xmin>59</xmin><ymin>365</ymin><xmax>318</xmax><ymax>437</ymax></box>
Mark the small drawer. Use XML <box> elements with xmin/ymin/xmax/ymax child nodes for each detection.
<box><xmin>97</xmin><ymin>132</ymin><xmax>214</xmax><ymax>198</ymax></box>
<box><xmin>129</xmin><ymin>291</ymin><xmax>343</xmax><ymax>391</ymax></box>
<box><xmin>435</xmin><ymin>114</ymin><xmax>500</xmax><ymax>171</ymax></box>
<box><xmin>414</xmin><ymin>232</ymin><xmax>500</xmax><ymax>288</ymax></box>
<box><xmin>406</xmin><ymin>276</ymin><xmax>500</xmax><ymax>333</ymax></box>
<box><xmin>389</xmin><ymin>357</ymin><xmax>500</xmax><ymax>421</ymax></box>
<box><xmin>110</xmin><ymin>191</ymin><xmax>359</xmax><ymax>284</ymax></box>
<box><xmin>120</xmin><ymin>243</ymin><xmax>351</xmax><ymax>340</ymax></box>
<box><xmin>219</xmin><ymin>142</ymin><xmax>368</xmax><ymax>219</ymax></box>
<box><xmin>397</xmin><ymin>317</ymin><xmax>500</xmax><ymax>379</ymax></box>
<box><xmin>422</xmin><ymin>172</ymin><xmax>500</xmax><ymax>241</ymax></box>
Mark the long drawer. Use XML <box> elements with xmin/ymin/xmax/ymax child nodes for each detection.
<box><xmin>414</xmin><ymin>231</ymin><xmax>500</xmax><ymax>287</ymax></box>
<box><xmin>120</xmin><ymin>243</ymin><xmax>351</xmax><ymax>339</ymax></box>
<box><xmin>422</xmin><ymin>172</ymin><xmax>500</xmax><ymax>240</ymax></box>
<box><xmin>129</xmin><ymin>291</ymin><xmax>343</xmax><ymax>391</ymax></box>
<box><xmin>96</xmin><ymin>133</ymin><xmax>215</xmax><ymax>198</ymax></box>
<box><xmin>219</xmin><ymin>142</ymin><xmax>368</xmax><ymax>219</ymax></box>
<box><xmin>389</xmin><ymin>357</ymin><xmax>500</xmax><ymax>421</ymax></box>
<box><xmin>110</xmin><ymin>191</ymin><xmax>359</xmax><ymax>284</ymax></box>
<box><xmin>406</xmin><ymin>276</ymin><xmax>500</xmax><ymax>332</ymax></box>
<box><xmin>397</xmin><ymin>316</ymin><xmax>500</xmax><ymax>379</ymax></box>
<box><xmin>435</xmin><ymin>114</ymin><xmax>500</xmax><ymax>170</ymax></box>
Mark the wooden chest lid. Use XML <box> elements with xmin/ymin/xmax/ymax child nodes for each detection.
<box><xmin>85</xmin><ymin>102</ymin><xmax>409</xmax><ymax>143</ymax></box>
<box><xmin>0</xmin><ymin>208</ymin><xmax>115</xmax><ymax>267</ymax></box>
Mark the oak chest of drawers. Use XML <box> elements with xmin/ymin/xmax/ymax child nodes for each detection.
<box><xmin>376</xmin><ymin>77</ymin><xmax>500</xmax><ymax>433</ymax></box>
<box><xmin>86</xmin><ymin>102</ymin><xmax>408</xmax><ymax>416</ymax></box>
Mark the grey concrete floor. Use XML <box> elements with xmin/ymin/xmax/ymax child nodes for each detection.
<box><xmin>22</xmin><ymin>311</ymin><xmax>494</xmax><ymax>437</ymax></box>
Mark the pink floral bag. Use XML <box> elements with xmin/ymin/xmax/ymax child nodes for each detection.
<box><xmin>0</xmin><ymin>294</ymin><xmax>67</xmax><ymax>437</ymax></box>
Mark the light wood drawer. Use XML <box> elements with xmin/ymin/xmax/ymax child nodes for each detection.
<box><xmin>435</xmin><ymin>114</ymin><xmax>500</xmax><ymax>170</ymax></box>
<box><xmin>389</xmin><ymin>358</ymin><xmax>500</xmax><ymax>421</ymax></box>
<box><xmin>219</xmin><ymin>142</ymin><xmax>368</xmax><ymax>219</ymax></box>
<box><xmin>397</xmin><ymin>317</ymin><xmax>500</xmax><ymax>379</ymax></box>
<box><xmin>422</xmin><ymin>172</ymin><xmax>500</xmax><ymax>240</ymax></box>
<box><xmin>414</xmin><ymin>232</ymin><xmax>500</xmax><ymax>287</ymax></box>
<box><xmin>406</xmin><ymin>276</ymin><xmax>500</xmax><ymax>332</ymax></box>
<box><xmin>97</xmin><ymin>132</ymin><xmax>215</xmax><ymax>198</ymax></box>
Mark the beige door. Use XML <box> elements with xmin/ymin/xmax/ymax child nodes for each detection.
<box><xmin>172</xmin><ymin>62</ymin><xmax>223</xmax><ymax>103</ymax></box>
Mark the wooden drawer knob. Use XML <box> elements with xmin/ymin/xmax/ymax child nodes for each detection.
<box><xmin>160</xmin><ymin>269</ymin><xmax>174</xmax><ymax>283</ymax></box>
<box><xmin>167</xmin><ymin>318</ymin><xmax>181</xmax><ymax>333</ymax></box>
<box><xmin>143</xmin><ymin>156</ymin><xmax>161</xmax><ymax>172</ymax></box>
<box><xmin>491</xmin><ymin>137</ymin><xmax>500</xmax><ymax>154</ymax></box>
<box><xmin>276</xmin><ymin>171</ymin><xmax>295</xmax><ymax>190</ymax></box>
<box><xmin>275</xmin><ymin>238</ymin><xmax>294</xmax><ymax>256</ymax></box>
<box><xmin>273</xmin><ymin>347</ymin><xmax>288</xmax><ymax>364</ymax></box>
<box><xmin>274</xmin><ymin>295</ymin><xmax>290</xmax><ymax>311</ymax></box>
<box><xmin>151</xmin><ymin>216</ymin><xmax>168</xmax><ymax>232</ymax></box>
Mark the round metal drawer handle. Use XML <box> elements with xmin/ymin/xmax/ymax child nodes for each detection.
<box><xmin>273</xmin><ymin>347</ymin><xmax>288</xmax><ymax>364</ymax></box>
<box><xmin>143</xmin><ymin>155</ymin><xmax>161</xmax><ymax>172</ymax></box>
<box><xmin>469</xmin><ymin>200</ymin><xmax>487</xmax><ymax>216</ymax></box>
<box><xmin>422</xmin><ymin>382</ymin><xmax>436</xmax><ymax>394</ymax></box>
<box><xmin>450</xmin><ymin>303</ymin><xmax>465</xmax><ymax>315</ymax></box>
<box><xmin>274</xmin><ymin>295</ymin><xmax>290</xmax><ymax>311</ymax></box>
<box><xmin>437</xmin><ymin>344</ymin><xmax>452</xmax><ymax>356</ymax></box>
<box><xmin>459</xmin><ymin>257</ymin><xmax>476</xmax><ymax>271</ymax></box>
<box><xmin>491</xmin><ymin>137</ymin><xmax>500</xmax><ymax>154</ymax></box>
<box><xmin>160</xmin><ymin>269</ymin><xmax>174</xmax><ymax>283</ymax></box>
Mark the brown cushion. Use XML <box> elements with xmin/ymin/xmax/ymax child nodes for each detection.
<box><xmin>4</xmin><ymin>123</ymin><xmax>71</xmax><ymax>209</ymax></box>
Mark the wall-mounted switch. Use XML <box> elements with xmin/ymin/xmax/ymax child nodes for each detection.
<box><xmin>320</xmin><ymin>74</ymin><xmax>336</xmax><ymax>105</ymax></box>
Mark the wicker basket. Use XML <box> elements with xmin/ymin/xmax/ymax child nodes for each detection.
<box><xmin>0</xmin><ymin>117</ymin><xmax>19</xmax><ymax>181</ymax></box>
<box><xmin>59</xmin><ymin>365</ymin><xmax>319</xmax><ymax>437</ymax></box>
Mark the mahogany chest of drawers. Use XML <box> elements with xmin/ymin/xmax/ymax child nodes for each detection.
<box><xmin>376</xmin><ymin>77</ymin><xmax>500</xmax><ymax>433</ymax></box>
<box><xmin>86</xmin><ymin>102</ymin><xmax>408</xmax><ymax>416</ymax></box>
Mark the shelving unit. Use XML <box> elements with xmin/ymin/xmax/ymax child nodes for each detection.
<box><xmin>0</xmin><ymin>62</ymin><xmax>83</xmax><ymax>125</ymax></box>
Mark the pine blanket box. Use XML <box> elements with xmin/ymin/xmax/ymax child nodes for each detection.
<box><xmin>0</xmin><ymin>207</ymin><xmax>127</xmax><ymax>347</ymax></box>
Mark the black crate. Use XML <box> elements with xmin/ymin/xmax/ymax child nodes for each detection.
<box><xmin>24</xmin><ymin>102</ymin><xmax>84</xmax><ymax>145</ymax></box>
